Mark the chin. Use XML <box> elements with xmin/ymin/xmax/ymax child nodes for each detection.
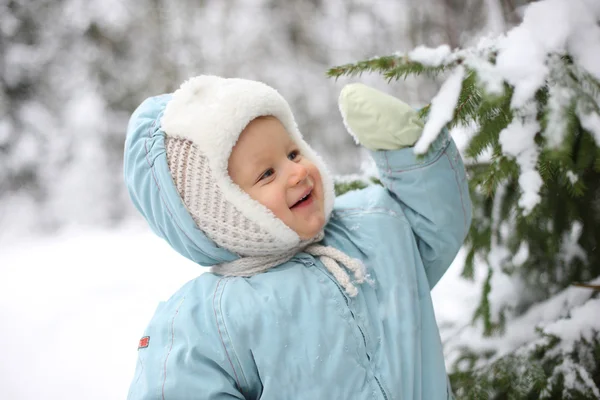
<box><xmin>299</xmin><ymin>232</ymin><xmax>319</xmax><ymax>241</ymax></box>
<box><xmin>298</xmin><ymin>219</ymin><xmax>326</xmax><ymax>240</ymax></box>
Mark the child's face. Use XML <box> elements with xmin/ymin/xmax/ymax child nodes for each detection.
<box><xmin>228</xmin><ymin>116</ymin><xmax>326</xmax><ymax>240</ymax></box>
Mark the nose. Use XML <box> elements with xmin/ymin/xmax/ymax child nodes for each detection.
<box><xmin>288</xmin><ymin>162</ymin><xmax>309</xmax><ymax>186</ymax></box>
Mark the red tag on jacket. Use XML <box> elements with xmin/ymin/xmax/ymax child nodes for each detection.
<box><xmin>138</xmin><ymin>336</ymin><xmax>150</xmax><ymax>349</ymax></box>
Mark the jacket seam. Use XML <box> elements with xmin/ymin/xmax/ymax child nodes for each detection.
<box><xmin>334</xmin><ymin>207</ymin><xmax>398</xmax><ymax>216</ymax></box>
<box><xmin>333</xmin><ymin>207</ymin><xmax>408</xmax><ymax>226</ymax></box>
<box><xmin>218</xmin><ymin>278</ymin><xmax>250</xmax><ymax>391</ymax></box>
<box><xmin>382</xmin><ymin>137</ymin><xmax>449</xmax><ymax>173</ymax></box>
<box><xmin>144</xmin><ymin>121</ymin><xmax>195</xmax><ymax>250</ymax></box>
<box><xmin>144</xmin><ymin>119</ymin><xmax>228</xmax><ymax>263</ymax></box>
<box><xmin>213</xmin><ymin>277</ymin><xmax>247</xmax><ymax>395</ymax></box>
<box><xmin>445</xmin><ymin>151</ymin><xmax>468</xmax><ymax>232</ymax></box>
<box><xmin>162</xmin><ymin>296</ymin><xmax>185</xmax><ymax>400</ymax></box>
<box><xmin>134</xmin><ymin>355</ymin><xmax>144</xmax><ymax>386</ymax></box>
<box><xmin>309</xmin><ymin>263</ymin><xmax>369</xmax><ymax>369</ymax></box>
<box><xmin>332</xmin><ymin>207</ymin><xmax>412</xmax><ymax>241</ymax></box>
<box><xmin>310</xmin><ymin>264</ymin><xmax>383</xmax><ymax>399</ymax></box>
<box><xmin>128</xmin><ymin>352</ymin><xmax>145</xmax><ymax>399</ymax></box>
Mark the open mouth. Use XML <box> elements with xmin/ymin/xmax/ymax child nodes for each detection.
<box><xmin>291</xmin><ymin>190</ymin><xmax>313</xmax><ymax>208</ymax></box>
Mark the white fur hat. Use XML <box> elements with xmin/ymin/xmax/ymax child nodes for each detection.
<box><xmin>161</xmin><ymin>75</ymin><xmax>335</xmax><ymax>257</ymax></box>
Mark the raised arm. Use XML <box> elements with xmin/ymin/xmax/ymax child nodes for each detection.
<box><xmin>339</xmin><ymin>83</ymin><xmax>472</xmax><ymax>288</ymax></box>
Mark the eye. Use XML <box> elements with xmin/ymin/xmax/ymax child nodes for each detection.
<box><xmin>288</xmin><ymin>150</ymin><xmax>300</xmax><ymax>161</ymax></box>
<box><xmin>259</xmin><ymin>168</ymin><xmax>275</xmax><ymax>181</ymax></box>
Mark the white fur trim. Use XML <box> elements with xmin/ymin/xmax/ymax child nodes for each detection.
<box><xmin>161</xmin><ymin>75</ymin><xmax>335</xmax><ymax>243</ymax></box>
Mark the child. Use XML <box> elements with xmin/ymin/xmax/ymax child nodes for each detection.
<box><xmin>124</xmin><ymin>75</ymin><xmax>471</xmax><ymax>399</ymax></box>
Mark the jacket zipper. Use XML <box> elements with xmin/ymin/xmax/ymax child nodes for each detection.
<box><xmin>374</xmin><ymin>377</ymin><xmax>390</xmax><ymax>400</ymax></box>
<box><xmin>311</xmin><ymin>259</ymin><xmax>390</xmax><ymax>400</ymax></box>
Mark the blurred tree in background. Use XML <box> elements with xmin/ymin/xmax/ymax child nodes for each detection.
<box><xmin>1</xmin><ymin>0</ymin><xmax>521</xmax><ymax>239</ymax></box>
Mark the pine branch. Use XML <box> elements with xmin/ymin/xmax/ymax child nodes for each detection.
<box><xmin>572</xmin><ymin>283</ymin><xmax>600</xmax><ymax>291</ymax></box>
<box><xmin>327</xmin><ymin>56</ymin><xmax>399</xmax><ymax>79</ymax></box>
<box><xmin>328</xmin><ymin>28</ymin><xmax>600</xmax><ymax>394</ymax></box>
<box><xmin>327</xmin><ymin>55</ymin><xmax>453</xmax><ymax>81</ymax></box>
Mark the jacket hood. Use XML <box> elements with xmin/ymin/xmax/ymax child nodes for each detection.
<box><xmin>123</xmin><ymin>94</ymin><xmax>239</xmax><ymax>267</ymax></box>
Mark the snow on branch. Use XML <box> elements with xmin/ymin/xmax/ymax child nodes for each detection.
<box><xmin>329</xmin><ymin>0</ymin><xmax>600</xmax><ymax>216</ymax></box>
<box><xmin>414</xmin><ymin>66</ymin><xmax>464</xmax><ymax>154</ymax></box>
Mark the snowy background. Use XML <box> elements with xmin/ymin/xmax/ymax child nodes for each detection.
<box><xmin>1</xmin><ymin>0</ymin><xmax>559</xmax><ymax>399</ymax></box>
<box><xmin>0</xmin><ymin>0</ymin><xmax>506</xmax><ymax>239</ymax></box>
<box><xmin>0</xmin><ymin>223</ymin><xmax>485</xmax><ymax>399</ymax></box>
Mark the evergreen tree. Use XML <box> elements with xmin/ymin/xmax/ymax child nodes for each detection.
<box><xmin>329</xmin><ymin>0</ymin><xmax>600</xmax><ymax>398</ymax></box>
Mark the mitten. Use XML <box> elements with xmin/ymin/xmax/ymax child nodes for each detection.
<box><xmin>338</xmin><ymin>83</ymin><xmax>423</xmax><ymax>151</ymax></box>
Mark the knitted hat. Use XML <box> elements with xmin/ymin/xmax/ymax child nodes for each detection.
<box><xmin>161</xmin><ymin>75</ymin><xmax>335</xmax><ymax>255</ymax></box>
<box><xmin>161</xmin><ymin>75</ymin><xmax>367</xmax><ymax>295</ymax></box>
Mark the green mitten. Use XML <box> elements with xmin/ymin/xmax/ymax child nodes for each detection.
<box><xmin>338</xmin><ymin>83</ymin><xmax>424</xmax><ymax>151</ymax></box>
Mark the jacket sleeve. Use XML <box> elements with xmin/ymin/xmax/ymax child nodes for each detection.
<box><xmin>127</xmin><ymin>287</ymin><xmax>247</xmax><ymax>400</ymax></box>
<box><xmin>370</xmin><ymin>128</ymin><xmax>472</xmax><ymax>289</ymax></box>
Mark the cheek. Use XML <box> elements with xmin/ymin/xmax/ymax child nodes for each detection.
<box><xmin>252</xmin><ymin>187</ymin><xmax>289</xmax><ymax>217</ymax></box>
<box><xmin>309</xmin><ymin>165</ymin><xmax>324</xmax><ymax>195</ymax></box>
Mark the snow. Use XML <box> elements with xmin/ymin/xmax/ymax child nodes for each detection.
<box><xmin>577</xmin><ymin>109</ymin><xmax>600</xmax><ymax>146</ymax></box>
<box><xmin>544</xmin><ymin>350</ymin><xmax>600</xmax><ymax>398</ymax></box>
<box><xmin>4</xmin><ymin>43</ymin><xmax>43</xmax><ymax>87</ymax></box>
<box><xmin>567</xmin><ymin>0</ymin><xmax>600</xmax><ymax>82</ymax></box>
<box><xmin>0</xmin><ymin>224</ymin><xmax>201</xmax><ymax>400</ymax></box>
<box><xmin>1</xmin><ymin>0</ymin><xmax>599</xmax><ymax>396</ymax></box>
<box><xmin>0</xmin><ymin>222</ymin><xmax>598</xmax><ymax>399</ymax></box>
<box><xmin>432</xmin><ymin>249</ymin><xmax>485</xmax><ymax>334</ymax></box>
<box><xmin>560</xmin><ymin>221</ymin><xmax>587</xmax><ymax>265</ymax></box>
<box><xmin>517</xmin><ymin>169</ymin><xmax>543</xmax><ymax>215</ymax></box>
<box><xmin>511</xmin><ymin>242</ymin><xmax>529</xmax><ymax>267</ymax></box>
<box><xmin>543</xmin><ymin>298</ymin><xmax>600</xmax><ymax>351</ymax></box>
<box><xmin>483</xmin><ymin>0</ymin><xmax>505</xmax><ymax>36</ymax></box>
<box><xmin>498</xmin><ymin>115</ymin><xmax>542</xmax><ymax>215</ymax></box>
<box><xmin>485</xmin><ymin>184</ymin><xmax>526</xmax><ymax>319</ymax></box>
<box><xmin>489</xmin><ymin>253</ymin><xmax>526</xmax><ymax>320</ymax></box>
<box><xmin>408</xmin><ymin>0</ymin><xmax>600</xmax><ymax>213</ymax></box>
<box><xmin>414</xmin><ymin>66</ymin><xmax>465</xmax><ymax>154</ymax></box>
<box><xmin>2</xmin><ymin>0</ymin><xmax>423</xmax><ymax>241</ymax></box>
<box><xmin>464</xmin><ymin>56</ymin><xmax>504</xmax><ymax>96</ymax></box>
<box><xmin>449</xmin><ymin>121</ymin><xmax>494</xmax><ymax>163</ymax></box>
<box><xmin>407</xmin><ymin>44</ymin><xmax>452</xmax><ymax>67</ymax></box>
<box><xmin>441</xmin><ymin>274</ymin><xmax>600</xmax><ymax>366</ymax></box>
<box><xmin>0</xmin><ymin>3</ymin><xmax>19</xmax><ymax>36</ymax></box>
<box><xmin>65</xmin><ymin>91</ymin><xmax>107</xmax><ymax>132</ymax></box>
<box><xmin>0</xmin><ymin>225</ymin><xmax>478</xmax><ymax>399</ymax></box>
<box><xmin>494</xmin><ymin>0</ymin><xmax>600</xmax><ymax>108</ymax></box>
<box><xmin>519</xmin><ymin>0</ymin><xmax>570</xmax><ymax>52</ymax></box>
<box><xmin>496</xmin><ymin>25</ymin><xmax>549</xmax><ymax>109</ymax></box>
<box><xmin>544</xmin><ymin>85</ymin><xmax>574</xmax><ymax>149</ymax></box>
<box><xmin>0</xmin><ymin>119</ymin><xmax>11</xmax><ymax>146</ymax></box>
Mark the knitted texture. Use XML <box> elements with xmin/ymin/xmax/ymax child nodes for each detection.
<box><xmin>166</xmin><ymin>136</ymin><xmax>295</xmax><ymax>257</ymax></box>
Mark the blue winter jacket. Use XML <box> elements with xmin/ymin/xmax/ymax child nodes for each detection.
<box><xmin>124</xmin><ymin>94</ymin><xmax>472</xmax><ymax>400</ymax></box>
